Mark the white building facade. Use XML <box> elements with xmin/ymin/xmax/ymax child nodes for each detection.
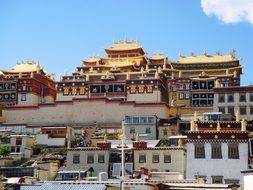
<box><xmin>186</xmin><ymin>122</ymin><xmax>249</xmax><ymax>185</ymax></box>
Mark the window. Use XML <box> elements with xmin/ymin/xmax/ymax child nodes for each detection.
<box><xmin>185</xmin><ymin>92</ymin><xmax>190</xmax><ymax>99</ymax></box>
<box><xmin>16</xmin><ymin>137</ymin><xmax>22</xmax><ymax>145</ymax></box>
<box><xmin>192</xmin><ymin>81</ymin><xmax>199</xmax><ymax>89</ymax></box>
<box><xmin>239</xmin><ymin>106</ymin><xmax>247</xmax><ymax>115</ymax></box>
<box><xmin>73</xmin><ymin>154</ymin><xmax>80</xmax><ymax>164</ymax></box>
<box><xmin>79</xmin><ymin>87</ymin><xmax>86</xmax><ymax>95</ymax></box>
<box><xmin>228</xmin><ymin>144</ymin><xmax>239</xmax><ymax>159</ymax></box>
<box><xmin>163</xmin><ymin>128</ymin><xmax>167</xmax><ymax>136</ymax></box>
<box><xmin>138</xmin><ymin>85</ymin><xmax>145</xmax><ymax>93</ymax></box>
<box><xmin>200</xmin><ymin>81</ymin><xmax>207</xmax><ymax>89</ymax></box>
<box><xmin>125</xmin><ymin>116</ymin><xmax>131</xmax><ymax>124</ymax></box>
<box><xmin>250</xmin><ymin>106</ymin><xmax>253</xmax><ymax>114</ymax></box>
<box><xmin>239</xmin><ymin>93</ymin><xmax>246</xmax><ymax>102</ymax></box>
<box><xmin>147</xmin><ymin>117</ymin><xmax>155</xmax><ymax>124</ymax></box>
<box><xmin>195</xmin><ymin>144</ymin><xmax>205</xmax><ymax>158</ymax></box>
<box><xmin>133</xmin><ymin>117</ymin><xmax>139</xmax><ymax>124</ymax></box>
<box><xmin>164</xmin><ymin>154</ymin><xmax>171</xmax><ymax>163</ymax></box>
<box><xmin>152</xmin><ymin>154</ymin><xmax>159</xmax><ymax>163</ymax></box>
<box><xmin>227</xmin><ymin>94</ymin><xmax>234</xmax><ymax>102</ymax></box>
<box><xmin>140</xmin><ymin>117</ymin><xmax>147</xmax><ymax>124</ymax></box>
<box><xmin>98</xmin><ymin>154</ymin><xmax>105</xmax><ymax>163</ymax></box>
<box><xmin>11</xmin><ymin>146</ymin><xmax>15</xmax><ymax>152</ymax></box>
<box><xmin>146</xmin><ymin>85</ymin><xmax>153</xmax><ymax>93</ymax></box>
<box><xmin>218</xmin><ymin>107</ymin><xmax>225</xmax><ymax>113</ymax></box>
<box><xmin>224</xmin><ymin>179</ymin><xmax>239</xmax><ymax>184</ymax></box>
<box><xmin>250</xmin><ymin>93</ymin><xmax>253</xmax><ymax>102</ymax></box>
<box><xmin>71</xmin><ymin>87</ymin><xmax>77</xmax><ymax>95</ymax></box>
<box><xmin>185</xmin><ymin>83</ymin><xmax>190</xmax><ymax>89</ymax></box>
<box><xmin>218</xmin><ymin>94</ymin><xmax>225</xmax><ymax>103</ymax></box>
<box><xmin>22</xmin><ymin>85</ymin><xmax>27</xmax><ymax>91</ymax></box>
<box><xmin>21</xmin><ymin>94</ymin><xmax>26</xmax><ymax>101</ymax></box>
<box><xmin>87</xmin><ymin>154</ymin><xmax>94</xmax><ymax>163</ymax></box>
<box><xmin>130</xmin><ymin>86</ymin><xmax>137</xmax><ymax>94</ymax></box>
<box><xmin>212</xmin><ymin>176</ymin><xmax>223</xmax><ymax>184</ymax></box>
<box><xmin>179</xmin><ymin>93</ymin><xmax>184</xmax><ymax>100</ymax></box>
<box><xmin>139</xmin><ymin>154</ymin><xmax>146</xmax><ymax>163</ymax></box>
<box><xmin>130</xmin><ymin>128</ymin><xmax>135</xmax><ymax>134</ymax></box>
<box><xmin>63</xmin><ymin>88</ymin><xmax>69</xmax><ymax>95</ymax></box>
<box><xmin>227</xmin><ymin>106</ymin><xmax>234</xmax><ymax>115</ymax></box>
<box><xmin>146</xmin><ymin>127</ymin><xmax>151</xmax><ymax>134</ymax></box>
<box><xmin>211</xmin><ymin>144</ymin><xmax>222</xmax><ymax>159</ymax></box>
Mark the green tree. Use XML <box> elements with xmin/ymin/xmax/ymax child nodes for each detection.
<box><xmin>0</xmin><ymin>145</ymin><xmax>10</xmax><ymax>156</ymax></box>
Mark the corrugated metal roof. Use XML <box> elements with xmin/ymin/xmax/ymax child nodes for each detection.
<box><xmin>19</xmin><ymin>184</ymin><xmax>106</xmax><ymax>190</ymax></box>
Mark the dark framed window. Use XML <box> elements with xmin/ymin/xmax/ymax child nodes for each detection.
<box><xmin>98</xmin><ymin>154</ymin><xmax>105</xmax><ymax>163</ymax></box>
<box><xmin>228</xmin><ymin>144</ymin><xmax>239</xmax><ymax>159</ymax></box>
<box><xmin>195</xmin><ymin>144</ymin><xmax>205</xmax><ymax>158</ymax></box>
<box><xmin>227</xmin><ymin>106</ymin><xmax>234</xmax><ymax>115</ymax></box>
<box><xmin>16</xmin><ymin>137</ymin><xmax>22</xmax><ymax>146</ymax></box>
<box><xmin>192</xmin><ymin>81</ymin><xmax>199</xmax><ymax>89</ymax></box>
<box><xmin>208</xmin><ymin>81</ymin><xmax>214</xmax><ymax>89</ymax></box>
<box><xmin>250</xmin><ymin>106</ymin><xmax>253</xmax><ymax>114</ymax></box>
<box><xmin>250</xmin><ymin>93</ymin><xmax>253</xmax><ymax>102</ymax></box>
<box><xmin>212</xmin><ymin>176</ymin><xmax>223</xmax><ymax>184</ymax></box>
<box><xmin>139</xmin><ymin>154</ymin><xmax>146</xmax><ymax>163</ymax></box>
<box><xmin>218</xmin><ymin>107</ymin><xmax>225</xmax><ymax>113</ymax></box>
<box><xmin>152</xmin><ymin>154</ymin><xmax>159</xmax><ymax>163</ymax></box>
<box><xmin>73</xmin><ymin>154</ymin><xmax>80</xmax><ymax>164</ymax></box>
<box><xmin>224</xmin><ymin>179</ymin><xmax>239</xmax><ymax>184</ymax></box>
<box><xmin>239</xmin><ymin>93</ymin><xmax>246</xmax><ymax>102</ymax></box>
<box><xmin>227</xmin><ymin>94</ymin><xmax>234</xmax><ymax>102</ymax></box>
<box><xmin>130</xmin><ymin>128</ymin><xmax>135</xmax><ymax>134</ymax></box>
<box><xmin>200</xmin><ymin>81</ymin><xmax>207</xmax><ymax>89</ymax></box>
<box><xmin>164</xmin><ymin>154</ymin><xmax>171</xmax><ymax>163</ymax></box>
<box><xmin>87</xmin><ymin>154</ymin><xmax>94</xmax><ymax>163</ymax></box>
<box><xmin>239</xmin><ymin>106</ymin><xmax>247</xmax><ymax>115</ymax></box>
<box><xmin>146</xmin><ymin>127</ymin><xmax>151</xmax><ymax>134</ymax></box>
<box><xmin>218</xmin><ymin>94</ymin><xmax>225</xmax><ymax>103</ymax></box>
<box><xmin>211</xmin><ymin>144</ymin><xmax>222</xmax><ymax>159</ymax></box>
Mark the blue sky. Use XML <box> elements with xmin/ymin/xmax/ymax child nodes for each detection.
<box><xmin>0</xmin><ymin>0</ymin><xmax>253</xmax><ymax>84</ymax></box>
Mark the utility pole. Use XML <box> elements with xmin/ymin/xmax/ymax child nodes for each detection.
<box><xmin>121</xmin><ymin>120</ymin><xmax>125</xmax><ymax>190</ymax></box>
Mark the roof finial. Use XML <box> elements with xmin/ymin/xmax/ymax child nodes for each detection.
<box><xmin>230</xmin><ymin>49</ymin><xmax>236</xmax><ymax>59</ymax></box>
<box><xmin>203</xmin><ymin>49</ymin><xmax>207</xmax><ymax>56</ymax></box>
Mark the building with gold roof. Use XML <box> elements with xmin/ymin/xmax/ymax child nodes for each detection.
<box><xmin>0</xmin><ymin>61</ymin><xmax>56</xmax><ymax>107</ymax></box>
<box><xmin>0</xmin><ymin>40</ymin><xmax>243</xmax><ymax>130</ymax></box>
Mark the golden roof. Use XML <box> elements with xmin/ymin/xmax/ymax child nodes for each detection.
<box><xmin>83</xmin><ymin>56</ymin><xmax>101</xmax><ymax>63</ymax></box>
<box><xmin>1</xmin><ymin>61</ymin><xmax>42</xmax><ymax>73</ymax></box>
<box><xmin>177</xmin><ymin>53</ymin><xmax>237</xmax><ymax>63</ymax></box>
<box><xmin>150</xmin><ymin>53</ymin><xmax>167</xmax><ymax>60</ymax></box>
<box><xmin>105</xmin><ymin>40</ymin><xmax>142</xmax><ymax>51</ymax></box>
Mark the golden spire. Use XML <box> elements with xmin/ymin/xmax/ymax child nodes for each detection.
<box><xmin>135</xmin><ymin>133</ymin><xmax>140</xmax><ymax>142</ymax></box>
<box><xmin>217</xmin><ymin>121</ymin><xmax>221</xmax><ymax>131</ymax></box>
<box><xmin>194</xmin><ymin>111</ymin><xmax>198</xmax><ymax>121</ymax></box>
<box><xmin>241</xmin><ymin>119</ymin><xmax>247</xmax><ymax>131</ymax></box>
<box><xmin>236</xmin><ymin>110</ymin><xmax>240</xmax><ymax>122</ymax></box>
<box><xmin>104</xmin><ymin>133</ymin><xmax>108</xmax><ymax>143</ymax></box>
<box><xmin>190</xmin><ymin>119</ymin><xmax>195</xmax><ymax>131</ymax></box>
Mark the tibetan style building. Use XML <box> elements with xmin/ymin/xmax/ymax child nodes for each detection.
<box><xmin>0</xmin><ymin>40</ymin><xmax>243</xmax><ymax>128</ymax></box>
<box><xmin>0</xmin><ymin>61</ymin><xmax>56</xmax><ymax>107</ymax></box>
<box><xmin>185</xmin><ymin>114</ymin><xmax>249</xmax><ymax>184</ymax></box>
<box><xmin>57</xmin><ymin>40</ymin><xmax>242</xmax><ymax>115</ymax></box>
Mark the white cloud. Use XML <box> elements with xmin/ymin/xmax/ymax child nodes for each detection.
<box><xmin>201</xmin><ymin>0</ymin><xmax>253</xmax><ymax>25</ymax></box>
